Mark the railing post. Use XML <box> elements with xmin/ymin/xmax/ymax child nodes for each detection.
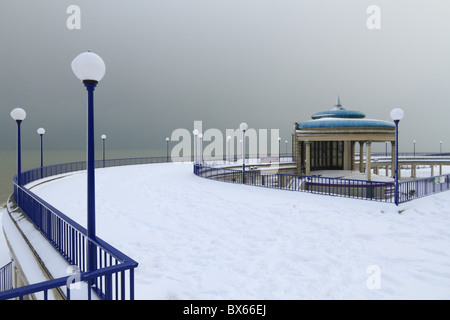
<box><xmin>105</xmin><ymin>274</ymin><xmax>112</xmax><ymax>300</ymax></box>
<box><xmin>348</xmin><ymin>180</ymin><xmax>351</xmax><ymax>198</ymax></box>
<box><xmin>369</xmin><ymin>181</ymin><xmax>373</xmax><ymax>200</ymax></box>
<box><xmin>130</xmin><ymin>268</ymin><xmax>135</xmax><ymax>300</ymax></box>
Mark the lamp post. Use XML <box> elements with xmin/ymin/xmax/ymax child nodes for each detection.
<box><xmin>278</xmin><ymin>137</ymin><xmax>281</xmax><ymax>162</ymax></box>
<box><xmin>240</xmin><ymin>122</ymin><xmax>248</xmax><ymax>184</ymax></box>
<box><xmin>101</xmin><ymin>134</ymin><xmax>106</xmax><ymax>168</ymax></box>
<box><xmin>413</xmin><ymin>140</ymin><xmax>416</xmax><ymax>157</ymax></box>
<box><xmin>11</xmin><ymin>108</ymin><xmax>26</xmax><ymax>187</ymax></box>
<box><xmin>390</xmin><ymin>108</ymin><xmax>404</xmax><ymax>206</ymax></box>
<box><xmin>193</xmin><ymin>129</ymin><xmax>199</xmax><ymax>164</ymax></box>
<box><xmin>72</xmin><ymin>51</ymin><xmax>106</xmax><ymax>272</ymax></box>
<box><xmin>240</xmin><ymin>139</ymin><xmax>243</xmax><ymax>160</ymax></box>
<box><xmin>440</xmin><ymin>141</ymin><xmax>442</xmax><ymax>156</ymax></box>
<box><xmin>37</xmin><ymin>128</ymin><xmax>45</xmax><ymax>178</ymax></box>
<box><xmin>166</xmin><ymin>137</ymin><xmax>170</xmax><ymax>162</ymax></box>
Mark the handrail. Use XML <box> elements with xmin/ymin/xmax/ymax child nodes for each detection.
<box><xmin>0</xmin><ymin>263</ymin><xmax>133</xmax><ymax>300</ymax></box>
<box><xmin>0</xmin><ymin>262</ymin><xmax>13</xmax><ymax>293</ymax></box>
<box><xmin>4</xmin><ymin>153</ymin><xmax>448</xmax><ymax>299</ymax></box>
<box><xmin>398</xmin><ymin>173</ymin><xmax>450</xmax><ymax>202</ymax></box>
<box><xmin>194</xmin><ymin>161</ymin><xmax>450</xmax><ymax>204</ymax></box>
<box><xmin>1</xmin><ymin>155</ymin><xmax>196</xmax><ymax>299</ymax></box>
<box><xmin>0</xmin><ymin>156</ymin><xmax>183</xmax><ymax>299</ymax></box>
<box><xmin>13</xmin><ymin>179</ymin><xmax>136</xmax><ymax>266</ymax></box>
<box><xmin>194</xmin><ymin>164</ymin><xmax>395</xmax><ymax>203</ymax></box>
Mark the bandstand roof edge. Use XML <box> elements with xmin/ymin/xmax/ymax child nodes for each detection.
<box><xmin>294</xmin><ymin>133</ymin><xmax>395</xmax><ymax>142</ymax></box>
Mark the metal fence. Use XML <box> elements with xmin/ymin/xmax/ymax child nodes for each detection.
<box><xmin>21</xmin><ymin>156</ymin><xmax>184</xmax><ymax>184</ymax></box>
<box><xmin>10</xmin><ymin>182</ymin><xmax>137</xmax><ymax>300</ymax></box>
<box><xmin>398</xmin><ymin>174</ymin><xmax>450</xmax><ymax>203</ymax></box>
<box><xmin>3</xmin><ymin>154</ymin><xmax>449</xmax><ymax>299</ymax></box>
<box><xmin>0</xmin><ymin>156</ymin><xmax>180</xmax><ymax>300</ymax></box>
<box><xmin>195</xmin><ymin>162</ymin><xmax>450</xmax><ymax>204</ymax></box>
<box><xmin>2</xmin><ymin>155</ymin><xmax>192</xmax><ymax>299</ymax></box>
<box><xmin>0</xmin><ymin>262</ymin><xmax>13</xmax><ymax>293</ymax></box>
<box><xmin>1</xmin><ymin>154</ymin><xmax>294</xmax><ymax>299</ymax></box>
<box><xmin>194</xmin><ymin>164</ymin><xmax>395</xmax><ymax>202</ymax></box>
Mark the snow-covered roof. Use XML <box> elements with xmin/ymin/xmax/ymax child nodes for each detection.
<box><xmin>298</xmin><ymin>117</ymin><xmax>395</xmax><ymax>129</ymax></box>
<box><xmin>298</xmin><ymin>97</ymin><xmax>394</xmax><ymax>130</ymax></box>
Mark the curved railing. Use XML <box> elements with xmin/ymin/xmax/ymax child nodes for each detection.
<box><xmin>1</xmin><ymin>155</ymin><xmax>183</xmax><ymax>300</ymax></box>
<box><xmin>0</xmin><ymin>262</ymin><xmax>13</xmax><ymax>293</ymax></box>
<box><xmin>398</xmin><ymin>174</ymin><xmax>450</xmax><ymax>202</ymax></box>
<box><xmin>194</xmin><ymin>164</ymin><xmax>395</xmax><ymax>202</ymax></box>
<box><xmin>194</xmin><ymin>158</ymin><xmax>450</xmax><ymax>204</ymax></box>
<box><xmin>3</xmin><ymin>153</ymin><xmax>450</xmax><ymax>299</ymax></box>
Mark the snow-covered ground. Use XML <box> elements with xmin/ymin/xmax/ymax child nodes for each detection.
<box><xmin>5</xmin><ymin>162</ymin><xmax>450</xmax><ymax>299</ymax></box>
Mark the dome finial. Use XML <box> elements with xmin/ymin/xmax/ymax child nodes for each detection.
<box><xmin>336</xmin><ymin>95</ymin><xmax>341</xmax><ymax>107</ymax></box>
<box><xmin>332</xmin><ymin>95</ymin><xmax>343</xmax><ymax>110</ymax></box>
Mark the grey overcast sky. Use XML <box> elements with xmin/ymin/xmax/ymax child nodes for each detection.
<box><xmin>1</xmin><ymin>0</ymin><xmax>450</xmax><ymax>154</ymax></box>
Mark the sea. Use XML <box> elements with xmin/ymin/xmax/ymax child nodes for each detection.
<box><xmin>0</xmin><ymin>148</ymin><xmax>166</xmax><ymax>207</ymax></box>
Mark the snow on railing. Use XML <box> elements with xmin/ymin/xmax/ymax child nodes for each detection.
<box><xmin>193</xmin><ymin>164</ymin><xmax>395</xmax><ymax>203</ymax></box>
<box><xmin>0</xmin><ymin>157</ymin><xmax>183</xmax><ymax>300</ymax></box>
<box><xmin>194</xmin><ymin>158</ymin><xmax>450</xmax><ymax>204</ymax></box>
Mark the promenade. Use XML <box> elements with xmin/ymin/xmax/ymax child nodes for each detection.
<box><xmin>2</xmin><ymin>162</ymin><xmax>449</xmax><ymax>299</ymax></box>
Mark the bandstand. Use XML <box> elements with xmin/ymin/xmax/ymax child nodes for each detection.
<box><xmin>293</xmin><ymin>97</ymin><xmax>396</xmax><ymax>180</ymax></box>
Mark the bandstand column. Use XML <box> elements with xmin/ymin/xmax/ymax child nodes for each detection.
<box><xmin>294</xmin><ymin>138</ymin><xmax>302</xmax><ymax>174</ymax></box>
<box><xmin>351</xmin><ymin>141</ymin><xmax>356</xmax><ymax>171</ymax></box>
<box><xmin>292</xmin><ymin>133</ymin><xmax>296</xmax><ymax>162</ymax></box>
<box><xmin>366</xmin><ymin>141</ymin><xmax>372</xmax><ymax>181</ymax></box>
<box><xmin>296</xmin><ymin>141</ymin><xmax>302</xmax><ymax>174</ymax></box>
<box><xmin>305</xmin><ymin>140</ymin><xmax>311</xmax><ymax>176</ymax></box>
<box><xmin>359</xmin><ymin>141</ymin><xmax>364</xmax><ymax>173</ymax></box>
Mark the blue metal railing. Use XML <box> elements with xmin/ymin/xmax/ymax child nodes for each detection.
<box><xmin>0</xmin><ymin>262</ymin><xmax>132</xmax><ymax>300</ymax></box>
<box><xmin>0</xmin><ymin>156</ymin><xmax>181</xmax><ymax>300</ymax></box>
<box><xmin>194</xmin><ymin>164</ymin><xmax>395</xmax><ymax>202</ymax></box>
<box><xmin>398</xmin><ymin>174</ymin><xmax>450</xmax><ymax>203</ymax></box>
<box><xmin>20</xmin><ymin>156</ymin><xmax>184</xmax><ymax>184</ymax></box>
<box><xmin>194</xmin><ymin>162</ymin><xmax>450</xmax><ymax>204</ymax></box>
<box><xmin>3</xmin><ymin>153</ymin><xmax>448</xmax><ymax>299</ymax></box>
<box><xmin>0</xmin><ymin>262</ymin><xmax>13</xmax><ymax>293</ymax></box>
<box><xmin>11</xmin><ymin>181</ymin><xmax>137</xmax><ymax>300</ymax></box>
<box><xmin>3</xmin><ymin>154</ymin><xmax>293</xmax><ymax>299</ymax></box>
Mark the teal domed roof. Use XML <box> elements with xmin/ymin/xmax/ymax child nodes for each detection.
<box><xmin>297</xmin><ymin>96</ymin><xmax>395</xmax><ymax>130</ymax></box>
<box><xmin>311</xmin><ymin>96</ymin><xmax>365</xmax><ymax>119</ymax></box>
<box><xmin>311</xmin><ymin>109</ymin><xmax>366</xmax><ymax>120</ymax></box>
<box><xmin>298</xmin><ymin>118</ymin><xmax>395</xmax><ymax>129</ymax></box>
